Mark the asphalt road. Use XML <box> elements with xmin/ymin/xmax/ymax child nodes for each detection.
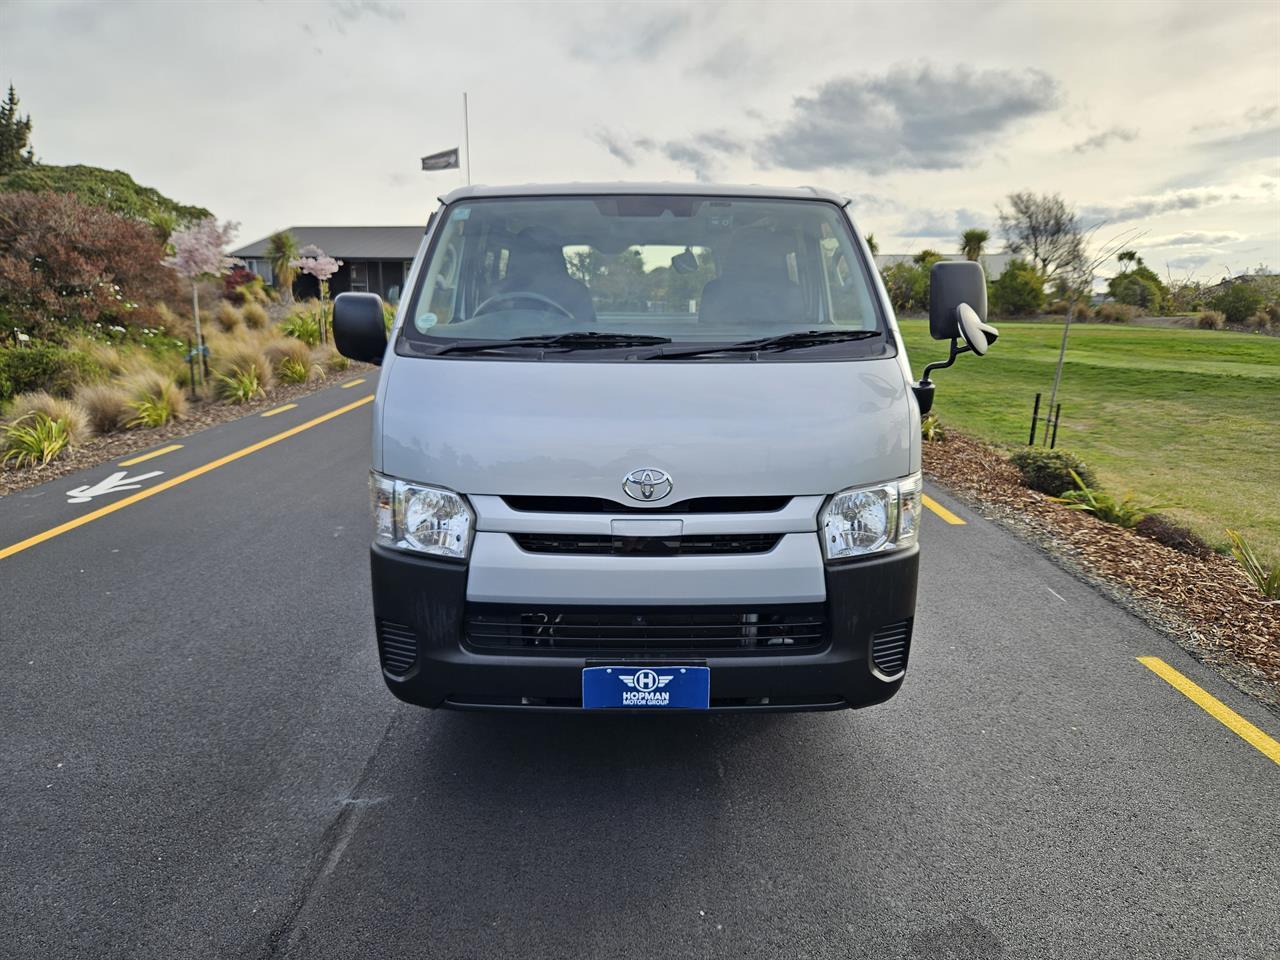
<box><xmin>1</xmin><ymin>378</ymin><xmax>1277</xmax><ymax>960</ymax></box>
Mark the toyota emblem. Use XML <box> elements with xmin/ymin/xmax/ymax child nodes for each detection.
<box><xmin>622</xmin><ymin>468</ymin><xmax>673</xmax><ymax>502</ymax></box>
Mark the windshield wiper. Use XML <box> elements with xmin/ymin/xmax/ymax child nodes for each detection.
<box><xmin>513</xmin><ymin>332</ymin><xmax>672</xmax><ymax>348</ymax></box>
<box><xmin>432</xmin><ymin>332</ymin><xmax>672</xmax><ymax>356</ymax></box>
<box><xmin>652</xmin><ymin>329</ymin><xmax>882</xmax><ymax>360</ymax></box>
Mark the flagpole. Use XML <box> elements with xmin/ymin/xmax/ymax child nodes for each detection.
<box><xmin>463</xmin><ymin>92</ymin><xmax>471</xmax><ymax>186</ymax></box>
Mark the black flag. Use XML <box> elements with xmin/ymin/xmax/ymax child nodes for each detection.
<box><xmin>421</xmin><ymin>148</ymin><xmax>461</xmax><ymax>171</ymax></box>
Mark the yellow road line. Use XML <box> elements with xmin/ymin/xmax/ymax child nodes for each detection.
<box><xmin>118</xmin><ymin>444</ymin><xmax>183</xmax><ymax>467</ymax></box>
<box><xmin>340</xmin><ymin>378</ymin><xmax>366</xmax><ymax>389</ymax></box>
<box><xmin>261</xmin><ymin>403</ymin><xmax>298</xmax><ymax>418</ymax></box>
<box><xmin>922</xmin><ymin>494</ymin><xmax>966</xmax><ymax>525</ymax></box>
<box><xmin>1138</xmin><ymin>656</ymin><xmax>1280</xmax><ymax>766</ymax></box>
<box><xmin>0</xmin><ymin>395</ymin><xmax>374</xmax><ymax>563</ymax></box>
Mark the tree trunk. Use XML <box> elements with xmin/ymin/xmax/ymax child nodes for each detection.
<box><xmin>192</xmin><ymin>283</ymin><xmax>208</xmax><ymax>380</ymax></box>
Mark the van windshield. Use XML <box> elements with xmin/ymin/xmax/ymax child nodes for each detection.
<box><xmin>400</xmin><ymin>195</ymin><xmax>889</xmax><ymax>359</ymax></box>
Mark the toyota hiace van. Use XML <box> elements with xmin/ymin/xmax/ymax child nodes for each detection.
<box><xmin>333</xmin><ymin>183</ymin><xmax>996</xmax><ymax>712</ymax></box>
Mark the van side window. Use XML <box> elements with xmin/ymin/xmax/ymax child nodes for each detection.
<box><xmin>416</xmin><ymin>220</ymin><xmax>466</xmax><ymax>330</ymax></box>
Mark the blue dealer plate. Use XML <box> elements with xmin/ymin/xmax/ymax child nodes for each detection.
<box><xmin>582</xmin><ymin>666</ymin><xmax>710</xmax><ymax>709</ymax></box>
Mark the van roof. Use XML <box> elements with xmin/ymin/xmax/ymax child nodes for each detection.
<box><xmin>439</xmin><ymin>182</ymin><xmax>848</xmax><ymax>205</ymax></box>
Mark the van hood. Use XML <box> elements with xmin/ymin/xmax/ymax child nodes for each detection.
<box><xmin>376</xmin><ymin>356</ymin><xmax>917</xmax><ymax>502</ymax></box>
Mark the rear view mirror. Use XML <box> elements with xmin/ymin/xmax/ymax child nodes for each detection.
<box><xmin>333</xmin><ymin>292</ymin><xmax>388</xmax><ymax>365</ymax></box>
<box><xmin>929</xmin><ymin>261</ymin><xmax>988</xmax><ymax>340</ymax></box>
<box><xmin>671</xmin><ymin>247</ymin><xmax>699</xmax><ymax>274</ymax></box>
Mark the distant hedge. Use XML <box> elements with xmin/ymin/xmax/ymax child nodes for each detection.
<box><xmin>0</xmin><ymin>164</ymin><xmax>210</xmax><ymax>234</ymax></box>
<box><xmin>0</xmin><ymin>343</ymin><xmax>104</xmax><ymax>407</ymax></box>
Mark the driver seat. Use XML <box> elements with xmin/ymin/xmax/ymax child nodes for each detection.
<box><xmin>498</xmin><ymin>229</ymin><xmax>596</xmax><ymax>321</ymax></box>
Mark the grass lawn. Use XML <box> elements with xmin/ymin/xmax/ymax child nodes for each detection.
<box><xmin>898</xmin><ymin>319</ymin><xmax>1280</xmax><ymax>564</ymax></box>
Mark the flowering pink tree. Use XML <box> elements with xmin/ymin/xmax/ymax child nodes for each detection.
<box><xmin>163</xmin><ymin>218</ymin><xmax>240</xmax><ymax>378</ymax></box>
<box><xmin>290</xmin><ymin>244</ymin><xmax>344</xmax><ymax>342</ymax></box>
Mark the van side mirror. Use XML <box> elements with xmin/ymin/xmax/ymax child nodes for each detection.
<box><xmin>333</xmin><ymin>292</ymin><xmax>388</xmax><ymax>365</ymax></box>
<box><xmin>929</xmin><ymin>261</ymin><xmax>988</xmax><ymax>340</ymax></box>
<box><xmin>912</xmin><ymin>261</ymin><xmax>999</xmax><ymax>417</ymax></box>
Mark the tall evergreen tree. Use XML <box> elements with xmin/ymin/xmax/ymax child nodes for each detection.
<box><xmin>0</xmin><ymin>83</ymin><xmax>35</xmax><ymax>174</ymax></box>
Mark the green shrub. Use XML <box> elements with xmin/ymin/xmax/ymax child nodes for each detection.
<box><xmin>921</xmin><ymin>413</ymin><xmax>945</xmax><ymax>443</ymax></box>
<box><xmin>263</xmin><ymin>336</ymin><xmax>311</xmax><ymax>373</ymax></box>
<box><xmin>122</xmin><ymin>371</ymin><xmax>187</xmax><ymax>427</ymax></box>
<box><xmin>989</xmin><ymin>259</ymin><xmax>1045</xmax><ymax>317</ymax></box>
<box><xmin>75</xmin><ymin>382</ymin><xmax>131</xmax><ymax>433</ymax></box>
<box><xmin>214</xmin><ymin>344</ymin><xmax>273</xmax><ymax>391</ymax></box>
<box><xmin>1008</xmin><ymin>448</ymin><xmax>1097</xmax><ymax>495</ymax></box>
<box><xmin>1211</xmin><ymin>282</ymin><xmax>1264</xmax><ymax>325</ymax></box>
<box><xmin>1196</xmin><ymin>310</ymin><xmax>1226</xmax><ymax>330</ymax></box>
<box><xmin>880</xmin><ymin>261</ymin><xmax>930</xmax><ymax>313</ymax></box>
<box><xmin>277</xmin><ymin>357</ymin><xmax>314</xmax><ymax>384</ymax></box>
<box><xmin>5</xmin><ymin>391</ymin><xmax>92</xmax><ymax>443</ymax></box>
<box><xmin>0</xmin><ymin>344</ymin><xmax>104</xmax><ymax>404</ymax></box>
<box><xmin>1054</xmin><ymin>471</ymin><xmax>1170</xmax><ymax>527</ymax></box>
<box><xmin>216</xmin><ymin>365</ymin><xmax>265</xmax><ymax>404</ymax></box>
<box><xmin>1</xmin><ymin>413</ymin><xmax>71</xmax><ymax>468</ymax></box>
<box><xmin>1108</xmin><ymin>264</ymin><xmax>1167</xmax><ymax>314</ymax></box>
<box><xmin>382</xmin><ymin>301</ymin><xmax>397</xmax><ymax>333</ymax></box>
<box><xmin>1227</xmin><ymin>529</ymin><xmax>1280</xmax><ymax>600</ymax></box>
<box><xmin>280</xmin><ymin>310</ymin><xmax>322</xmax><ymax>346</ymax></box>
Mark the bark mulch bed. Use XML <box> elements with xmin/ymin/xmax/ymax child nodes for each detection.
<box><xmin>0</xmin><ymin>365</ymin><xmax>372</xmax><ymax>498</ymax></box>
<box><xmin>923</xmin><ymin>433</ymin><xmax>1280</xmax><ymax>705</ymax></box>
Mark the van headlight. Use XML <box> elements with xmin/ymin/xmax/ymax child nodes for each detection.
<box><xmin>820</xmin><ymin>473</ymin><xmax>922</xmax><ymax>561</ymax></box>
<box><xmin>369</xmin><ymin>471</ymin><xmax>474</xmax><ymax>560</ymax></box>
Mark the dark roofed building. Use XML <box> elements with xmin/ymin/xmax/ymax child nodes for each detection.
<box><xmin>231</xmin><ymin>226</ymin><xmax>425</xmax><ymax>303</ymax></box>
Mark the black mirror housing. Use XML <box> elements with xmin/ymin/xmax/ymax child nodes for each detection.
<box><xmin>929</xmin><ymin>261</ymin><xmax>987</xmax><ymax>340</ymax></box>
<box><xmin>333</xmin><ymin>292</ymin><xmax>388</xmax><ymax>365</ymax></box>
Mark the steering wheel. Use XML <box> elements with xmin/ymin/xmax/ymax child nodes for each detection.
<box><xmin>473</xmin><ymin>291</ymin><xmax>574</xmax><ymax>320</ymax></box>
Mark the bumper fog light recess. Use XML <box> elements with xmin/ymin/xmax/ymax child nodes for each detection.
<box><xmin>820</xmin><ymin>472</ymin><xmax>922</xmax><ymax>561</ymax></box>
<box><xmin>370</xmin><ymin>470</ymin><xmax>475</xmax><ymax>560</ymax></box>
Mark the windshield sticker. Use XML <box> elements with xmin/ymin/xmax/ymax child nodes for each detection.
<box><xmin>454</xmin><ymin>207</ymin><xmax>471</xmax><ymax>221</ymax></box>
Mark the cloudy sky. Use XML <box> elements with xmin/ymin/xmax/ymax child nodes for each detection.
<box><xmin>2</xmin><ymin>0</ymin><xmax>1278</xmax><ymax>278</ymax></box>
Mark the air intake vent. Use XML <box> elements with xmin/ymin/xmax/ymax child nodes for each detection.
<box><xmin>511</xmin><ymin>533</ymin><xmax>782</xmax><ymax>556</ymax></box>
<box><xmin>870</xmin><ymin>619</ymin><xmax>912</xmax><ymax>677</ymax></box>
<box><xmin>376</xmin><ymin>619</ymin><xmax>418</xmax><ymax>675</ymax></box>
<box><xmin>465</xmin><ymin>603</ymin><xmax>825</xmax><ymax>654</ymax></box>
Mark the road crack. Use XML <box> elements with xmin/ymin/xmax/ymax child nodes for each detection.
<box><xmin>256</xmin><ymin>711</ymin><xmax>401</xmax><ymax>959</ymax></box>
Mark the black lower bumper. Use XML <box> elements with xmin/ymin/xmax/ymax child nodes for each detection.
<box><xmin>368</xmin><ymin>543</ymin><xmax>919</xmax><ymax>712</ymax></box>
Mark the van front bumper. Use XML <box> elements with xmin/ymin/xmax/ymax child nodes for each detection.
<box><xmin>368</xmin><ymin>543</ymin><xmax>919</xmax><ymax>712</ymax></box>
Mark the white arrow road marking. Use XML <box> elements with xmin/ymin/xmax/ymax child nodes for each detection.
<box><xmin>66</xmin><ymin>470</ymin><xmax>164</xmax><ymax>504</ymax></box>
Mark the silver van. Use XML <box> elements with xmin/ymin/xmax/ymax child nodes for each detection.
<box><xmin>333</xmin><ymin>183</ymin><xmax>996</xmax><ymax>712</ymax></box>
